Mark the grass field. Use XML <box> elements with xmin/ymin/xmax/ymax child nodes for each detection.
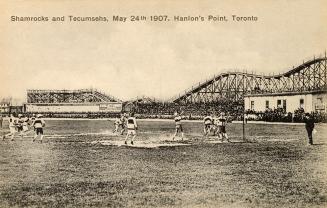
<box><xmin>0</xmin><ymin>120</ymin><xmax>327</xmax><ymax>208</ymax></box>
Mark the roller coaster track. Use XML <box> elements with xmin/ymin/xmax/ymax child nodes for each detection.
<box><xmin>172</xmin><ymin>55</ymin><xmax>327</xmax><ymax>104</ymax></box>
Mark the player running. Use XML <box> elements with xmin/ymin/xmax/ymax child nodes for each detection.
<box><xmin>217</xmin><ymin>112</ymin><xmax>229</xmax><ymax>142</ymax></box>
<box><xmin>203</xmin><ymin>114</ymin><xmax>213</xmax><ymax>136</ymax></box>
<box><xmin>32</xmin><ymin>114</ymin><xmax>46</xmax><ymax>143</ymax></box>
<box><xmin>125</xmin><ymin>112</ymin><xmax>137</xmax><ymax>145</ymax></box>
<box><xmin>16</xmin><ymin>114</ymin><xmax>24</xmax><ymax>137</ymax></box>
<box><xmin>31</xmin><ymin>114</ymin><xmax>36</xmax><ymax>129</ymax></box>
<box><xmin>2</xmin><ymin>114</ymin><xmax>18</xmax><ymax>141</ymax></box>
<box><xmin>19</xmin><ymin>115</ymin><xmax>31</xmax><ymax>139</ymax></box>
<box><xmin>172</xmin><ymin>112</ymin><xmax>184</xmax><ymax>140</ymax></box>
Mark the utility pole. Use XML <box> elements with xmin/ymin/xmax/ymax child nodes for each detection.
<box><xmin>242</xmin><ymin>72</ymin><xmax>246</xmax><ymax>141</ymax></box>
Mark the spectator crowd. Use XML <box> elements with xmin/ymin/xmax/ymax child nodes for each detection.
<box><xmin>1</xmin><ymin>100</ymin><xmax>326</xmax><ymax>123</ymax></box>
<box><xmin>244</xmin><ymin>107</ymin><xmax>327</xmax><ymax>123</ymax></box>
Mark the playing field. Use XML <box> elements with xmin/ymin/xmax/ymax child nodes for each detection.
<box><xmin>0</xmin><ymin>120</ymin><xmax>326</xmax><ymax>208</ymax></box>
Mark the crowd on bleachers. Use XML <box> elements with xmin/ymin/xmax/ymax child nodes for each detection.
<box><xmin>131</xmin><ymin>101</ymin><xmax>327</xmax><ymax>123</ymax></box>
<box><xmin>1</xmin><ymin>101</ymin><xmax>326</xmax><ymax>123</ymax></box>
<box><xmin>131</xmin><ymin>100</ymin><xmax>243</xmax><ymax>120</ymax></box>
<box><xmin>244</xmin><ymin>107</ymin><xmax>327</xmax><ymax>123</ymax></box>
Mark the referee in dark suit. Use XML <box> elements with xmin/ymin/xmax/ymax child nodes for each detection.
<box><xmin>303</xmin><ymin>113</ymin><xmax>315</xmax><ymax>145</ymax></box>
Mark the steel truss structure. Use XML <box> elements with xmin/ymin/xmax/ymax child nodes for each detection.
<box><xmin>172</xmin><ymin>56</ymin><xmax>327</xmax><ymax>104</ymax></box>
<box><xmin>27</xmin><ymin>89</ymin><xmax>121</xmax><ymax>103</ymax></box>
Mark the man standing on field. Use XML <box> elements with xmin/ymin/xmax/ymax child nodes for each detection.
<box><xmin>32</xmin><ymin>114</ymin><xmax>45</xmax><ymax>143</ymax></box>
<box><xmin>172</xmin><ymin>112</ymin><xmax>184</xmax><ymax>140</ymax></box>
<box><xmin>125</xmin><ymin>112</ymin><xmax>137</xmax><ymax>145</ymax></box>
<box><xmin>217</xmin><ymin>112</ymin><xmax>229</xmax><ymax>142</ymax></box>
<box><xmin>16</xmin><ymin>114</ymin><xmax>24</xmax><ymax>137</ymax></box>
<box><xmin>0</xmin><ymin>115</ymin><xmax>3</xmax><ymax>128</ymax></box>
<box><xmin>112</xmin><ymin>117</ymin><xmax>120</xmax><ymax>134</ymax></box>
<box><xmin>303</xmin><ymin>113</ymin><xmax>315</xmax><ymax>145</ymax></box>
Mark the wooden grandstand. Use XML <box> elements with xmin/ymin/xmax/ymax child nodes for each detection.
<box><xmin>27</xmin><ymin>89</ymin><xmax>121</xmax><ymax>103</ymax></box>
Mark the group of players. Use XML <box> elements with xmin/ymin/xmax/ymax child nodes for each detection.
<box><xmin>113</xmin><ymin>112</ymin><xmax>138</xmax><ymax>145</ymax></box>
<box><xmin>112</xmin><ymin>111</ymin><xmax>229</xmax><ymax>145</ymax></box>
<box><xmin>1</xmin><ymin>111</ymin><xmax>228</xmax><ymax>145</ymax></box>
<box><xmin>171</xmin><ymin>111</ymin><xmax>229</xmax><ymax>142</ymax></box>
<box><xmin>2</xmin><ymin>113</ymin><xmax>45</xmax><ymax>142</ymax></box>
<box><xmin>202</xmin><ymin>113</ymin><xmax>229</xmax><ymax>142</ymax></box>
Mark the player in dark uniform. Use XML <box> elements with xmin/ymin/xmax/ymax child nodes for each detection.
<box><xmin>0</xmin><ymin>115</ymin><xmax>3</xmax><ymax>129</ymax></box>
<box><xmin>32</xmin><ymin>114</ymin><xmax>46</xmax><ymax>143</ymax></box>
<box><xmin>16</xmin><ymin>114</ymin><xmax>24</xmax><ymax>136</ymax></box>
<box><xmin>119</xmin><ymin>113</ymin><xmax>127</xmax><ymax>135</ymax></box>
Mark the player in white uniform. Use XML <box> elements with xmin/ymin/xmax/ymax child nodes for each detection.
<box><xmin>125</xmin><ymin>112</ymin><xmax>137</xmax><ymax>145</ymax></box>
<box><xmin>3</xmin><ymin>114</ymin><xmax>18</xmax><ymax>141</ymax></box>
<box><xmin>203</xmin><ymin>115</ymin><xmax>213</xmax><ymax>136</ymax></box>
<box><xmin>172</xmin><ymin>112</ymin><xmax>184</xmax><ymax>140</ymax></box>
<box><xmin>211</xmin><ymin>114</ymin><xmax>219</xmax><ymax>136</ymax></box>
<box><xmin>32</xmin><ymin>114</ymin><xmax>46</xmax><ymax>143</ymax></box>
<box><xmin>112</xmin><ymin>117</ymin><xmax>120</xmax><ymax>134</ymax></box>
<box><xmin>19</xmin><ymin>115</ymin><xmax>30</xmax><ymax>139</ymax></box>
<box><xmin>217</xmin><ymin>113</ymin><xmax>229</xmax><ymax>142</ymax></box>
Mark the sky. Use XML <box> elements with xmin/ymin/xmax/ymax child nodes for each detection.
<box><xmin>0</xmin><ymin>0</ymin><xmax>327</xmax><ymax>103</ymax></box>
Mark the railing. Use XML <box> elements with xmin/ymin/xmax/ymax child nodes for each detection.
<box><xmin>93</xmin><ymin>90</ymin><xmax>122</xmax><ymax>102</ymax></box>
<box><xmin>27</xmin><ymin>89</ymin><xmax>94</xmax><ymax>94</ymax></box>
<box><xmin>278</xmin><ymin>53</ymin><xmax>327</xmax><ymax>76</ymax></box>
<box><xmin>169</xmin><ymin>70</ymin><xmax>250</xmax><ymax>102</ymax></box>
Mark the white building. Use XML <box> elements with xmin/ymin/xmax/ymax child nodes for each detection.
<box><xmin>244</xmin><ymin>91</ymin><xmax>327</xmax><ymax>113</ymax></box>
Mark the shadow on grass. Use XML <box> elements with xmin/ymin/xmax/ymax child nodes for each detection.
<box><xmin>312</xmin><ymin>143</ymin><xmax>327</xmax><ymax>146</ymax></box>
